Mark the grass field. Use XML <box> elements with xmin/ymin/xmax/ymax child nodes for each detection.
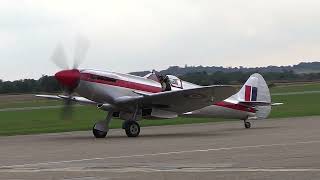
<box><xmin>270</xmin><ymin>83</ymin><xmax>320</xmax><ymax>94</ymax></box>
<box><xmin>269</xmin><ymin>83</ymin><xmax>320</xmax><ymax>118</ymax></box>
<box><xmin>0</xmin><ymin>83</ymin><xmax>319</xmax><ymax>136</ymax></box>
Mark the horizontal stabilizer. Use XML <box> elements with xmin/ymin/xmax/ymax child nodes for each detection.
<box><xmin>271</xmin><ymin>103</ymin><xmax>284</xmax><ymax>106</ymax></box>
<box><xmin>239</xmin><ymin>101</ymin><xmax>283</xmax><ymax>107</ymax></box>
<box><xmin>239</xmin><ymin>101</ymin><xmax>271</xmax><ymax>106</ymax></box>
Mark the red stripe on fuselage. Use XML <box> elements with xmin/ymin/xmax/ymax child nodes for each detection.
<box><xmin>245</xmin><ymin>85</ymin><xmax>252</xmax><ymax>101</ymax></box>
<box><xmin>214</xmin><ymin>101</ymin><xmax>256</xmax><ymax>113</ymax></box>
<box><xmin>80</xmin><ymin>73</ymin><xmax>162</xmax><ymax>93</ymax></box>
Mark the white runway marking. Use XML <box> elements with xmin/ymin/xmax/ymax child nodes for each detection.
<box><xmin>1</xmin><ymin>140</ymin><xmax>320</xmax><ymax>169</ymax></box>
<box><xmin>2</xmin><ymin>167</ymin><xmax>320</xmax><ymax>173</ymax></box>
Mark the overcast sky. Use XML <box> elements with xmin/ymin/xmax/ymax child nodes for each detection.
<box><xmin>1</xmin><ymin>0</ymin><xmax>320</xmax><ymax>80</ymax></box>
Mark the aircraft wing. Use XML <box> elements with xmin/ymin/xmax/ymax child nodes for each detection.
<box><xmin>115</xmin><ymin>85</ymin><xmax>237</xmax><ymax>114</ymax></box>
<box><xmin>35</xmin><ymin>95</ymin><xmax>97</xmax><ymax>105</ymax></box>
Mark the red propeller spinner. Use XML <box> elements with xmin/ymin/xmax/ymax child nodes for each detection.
<box><xmin>55</xmin><ymin>69</ymin><xmax>80</xmax><ymax>90</ymax></box>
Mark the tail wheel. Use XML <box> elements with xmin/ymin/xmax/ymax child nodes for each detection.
<box><xmin>244</xmin><ymin>121</ymin><xmax>251</xmax><ymax>129</ymax></box>
<box><xmin>124</xmin><ymin>121</ymin><xmax>140</xmax><ymax>137</ymax></box>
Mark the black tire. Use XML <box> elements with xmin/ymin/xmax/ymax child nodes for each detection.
<box><xmin>244</xmin><ymin>121</ymin><xmax>251</xmax><ymax>129</ymax></box>
<box><xmin>124</xmin><ymin>121</ymin><xmax>140</xmax><ymax>137</ymax></box>
<box><xmin>93</xmin><ymin>124</ymin><xmax>108</xmax><ymax>138</ymax></box>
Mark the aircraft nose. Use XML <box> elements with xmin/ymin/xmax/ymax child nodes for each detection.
<box><xmin>55</xmin><ymin>69</ymin><xmax>80</xmax><ymax>89</ymax></box>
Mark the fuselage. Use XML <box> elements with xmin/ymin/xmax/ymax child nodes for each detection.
<box><xmin>74</xmin><ymin>69</ymin><xmax>255</xmax><ymax>120</ymax></box>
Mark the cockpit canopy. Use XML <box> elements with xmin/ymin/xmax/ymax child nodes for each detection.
<box><xmin>145</xmin><ymin>72</ymin><xmax>183</xmax><ymax>91</ymax></box>
<box><xmin>144</xmin><ymin>72</ymin><xmax>159</xmax><ymax>82</ymax></box>
<box><xmin>167</xmin><ymin>75</ymin><xmax>183</xmax><ymax>89</ymax></box>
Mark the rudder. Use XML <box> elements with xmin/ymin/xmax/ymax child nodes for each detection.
<box><xmin>229</xmin><ymin>73</ymin><xmax>272</xmax><ymax>119</ymax></box>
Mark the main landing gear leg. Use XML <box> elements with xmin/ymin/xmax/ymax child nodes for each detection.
<box><xmin>93</xmin><ymin>111</ymin><xmax>113</xmax><ymax>138</ymax></box>
<box><xmin>122</xmin><ymin>106</ymin><xmax>141</xmax><ymax>137</ymax></box>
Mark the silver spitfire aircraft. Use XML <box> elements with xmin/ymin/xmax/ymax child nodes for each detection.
<box><xmin>37</xmin><ymin>69</ymin><xmax>275</xmax><ymax>138</ymax></box>
<box><xmin>37</xmin><ymin>43</ymin><xmax>277</xmax><ymax>138</ymax></box>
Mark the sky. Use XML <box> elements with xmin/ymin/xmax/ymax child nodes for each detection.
<box><xmin>1</xmin><ymin>0</ymin><xmax>320</xmax><ymax>80</ymax></box>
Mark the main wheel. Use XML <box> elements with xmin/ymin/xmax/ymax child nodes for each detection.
<box><xmin>93</xmin><ymin>122</ymin><xmax>108</xmax><ymax>138</ymax></box>
<box><xmin>244</xmin><ymin>121</ymin><xmax>251</xmax><ymax>129</ymax></box>
<box><xmin>124</xmin><ymin>121</ymin><xmax>140</xmax><ymax>137</ymax></box>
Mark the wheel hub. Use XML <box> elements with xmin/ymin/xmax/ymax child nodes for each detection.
<box><xmin>130</xmin><ymin>124</ymin><xmax>139</xmax><ymax>134</ymax></box>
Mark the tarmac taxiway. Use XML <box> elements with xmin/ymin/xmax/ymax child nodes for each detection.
<box><xmin>0</xmin><ymin>116</ymin><xmax>320</xmax><ymax>179</ymax></box>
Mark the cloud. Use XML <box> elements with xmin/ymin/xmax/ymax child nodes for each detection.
<box><xmin>0</xmin><ymin>0</ymin><xmax>320</xmax><ymax>80</ymax></box>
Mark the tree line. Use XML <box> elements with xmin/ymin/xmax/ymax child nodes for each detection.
<box><xmin>1</xmin><ymin>70</ymin><xmax>320</xmax><ymax>94</ymax></box>
<box><xmin>0</xmin><ymin>76</ymin><xmax>60</xmax><ymax>94</ymax></box>
<box><xmin>180</xmin><ymin>70</ymin><xmax>320</xmax><ymax>86</ymax></box>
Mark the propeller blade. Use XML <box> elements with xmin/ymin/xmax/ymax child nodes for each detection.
<box><xmin>51</xmin><ymin>44</ymin><xmax>69</xmax><ymax>70</ymax></box>
<box><xmin>52</xmin><ymin>37</ymin><xmax>90</xmax><ymax>120</ymax></box>
<box><xmin>73</xmin><ymin>36</ymin><xmax>90</xmax><ymax>69</ymax></box>
<box><xmin>61</xmin><ymin>97</ymin><xmax>74</xmax><ymax>120</ymax></box>
<box><xmin>57</xmin><ymin>84</ymin><xmax>75</xmax><ymax>120</ymax></box>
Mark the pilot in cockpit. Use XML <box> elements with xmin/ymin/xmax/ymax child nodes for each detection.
<box><xmin>145</xmin><ymin>70</ymin><xmax>172</xmax><ymax>91</ymax></box>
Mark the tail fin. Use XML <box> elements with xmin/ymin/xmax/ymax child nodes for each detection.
<box><xmin>229</xmin><ymin>73</ymin><xmax>272</xmax><ymax>119</ymax></box>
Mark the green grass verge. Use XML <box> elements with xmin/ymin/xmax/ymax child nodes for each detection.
<box><xmin>270</xmin><ymin>83</ymin><xmax>320</xmax><ymax>94</ymax></box>
<box><xmin>269</xmin><ymin>83</ymin><xmax>320</xmax><ymax>118</ymax></box>
<box><xmin>270</xmin><ymin>93</ymin><xmax>320</xmax><ymax>118</ymax></box>
<box><xmin>0</xmin><ymin>106</ymin><xmax>229</xmax><ymax>136</ymax></box>
<box><xmin>0</xmin><ymin>100</ymin><xmax>62</xmax><ymax>109</ymax></box>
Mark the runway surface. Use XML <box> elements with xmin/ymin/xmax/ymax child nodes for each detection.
<box><xmin>1</xmin><ymin>116</ymin><xmax>320</xmax><ymax>179</ymax></box>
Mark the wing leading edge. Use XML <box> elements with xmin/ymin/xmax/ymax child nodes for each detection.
<box><xmin>35</xmin><ymin>95</ymin><xmax>97</xmax><ymax>105</ymax></box>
